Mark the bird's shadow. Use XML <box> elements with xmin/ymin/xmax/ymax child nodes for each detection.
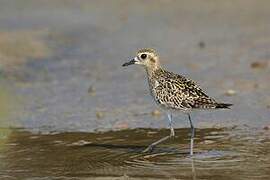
<box><xmin>72</xmin><ymin>142</ymin><xmax>190</xmax><ymax>155</ymax></box>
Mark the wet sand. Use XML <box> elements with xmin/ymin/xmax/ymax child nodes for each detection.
<box><xmin>0</xmin><ymin>0</ymin><xmax>269</xmax><ymax>132</ymax></box>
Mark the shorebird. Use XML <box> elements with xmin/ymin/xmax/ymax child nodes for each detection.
<box><xmin>122</xmin><ymin>48</ymin><xmax>232</xmax><ymax>155</ymax></box>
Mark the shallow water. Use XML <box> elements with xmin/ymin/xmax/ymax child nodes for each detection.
<box><xmin>0</xmin><ymin>128</ymin><xmax>269</xmax><ymax>179</ymax></box>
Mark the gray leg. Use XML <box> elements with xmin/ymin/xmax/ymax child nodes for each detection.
<box><xmin>191</xmin><ymin>157</ymin><xmax>197</xmax><ymax>180</ymax></box>
<box><xmin>188</xmin><ymin>113</ymin><xmax>195</xmax><ymax>155</ymax></box>
<box><xmin>143</xmin><ymin>113</ymin><xmax>175</xmax><ymax>153</ymax></box>
<box><xmin>168</xmin><ymin>113</ymin><xmax>175</xmax><ymax>137</ymax></box>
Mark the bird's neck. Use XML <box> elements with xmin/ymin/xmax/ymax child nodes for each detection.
<box><xmin>145</xmin><ymin>65</ymin><xmax>163</xmax><ymax>79</ymax></box>
<box><xmin>145</xmin><ymin>66</ymin><xmax>164</xmax><ymax>94</ymax></box>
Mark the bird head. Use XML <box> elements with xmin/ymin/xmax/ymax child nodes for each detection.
<box><xmin>122</xmin><ymin>48</ymin><xmax>160</xmax><ymax>70</ymax></box>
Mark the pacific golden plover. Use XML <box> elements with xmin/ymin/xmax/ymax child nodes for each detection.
<box><xmin>122</xmin><ymin>48</ymin><xmax>232</xmax><ymax>155</ymax></box>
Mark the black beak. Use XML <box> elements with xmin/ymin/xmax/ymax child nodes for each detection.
<box><xmin>122</xmin><ymin>59</ymin><xmax>136</xmax><ymax>67</ymax></box>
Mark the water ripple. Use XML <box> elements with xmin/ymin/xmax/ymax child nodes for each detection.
<box><xmin>0</xmin><ymin>128</ymin><xmax>269</xmax><ymax>179</ymax></box>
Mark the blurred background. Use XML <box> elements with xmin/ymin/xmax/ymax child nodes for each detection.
<box><xmin>0</xmin><ymin>0</ymin><xmax>269</xmax><ymax>132</ymax></box>
<box><xmin>0</xmin><ymin>0</ymin><xmax>269</xmax><ymax>179</ymax></box>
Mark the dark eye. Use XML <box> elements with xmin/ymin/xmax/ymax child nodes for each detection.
<box><xmin>140</xmin><ymin>54</ymin><xmax>147</xmax><ymax>59</ymax></box>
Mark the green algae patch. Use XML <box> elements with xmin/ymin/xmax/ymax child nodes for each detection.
<box><xmin>0</xmin><ymin>85</ymin><xmax>22</xmax><ymax>154</ymax></box>
<box><xmin>0</xmin><ymin>85</ymin><xmax>21</xmax><ymax>128</ymax></box>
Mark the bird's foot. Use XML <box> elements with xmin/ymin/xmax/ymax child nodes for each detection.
<box><xmin>142</xmin><ymin>145</ymin><xmax>155</xmax><ymax>153</ymax></box>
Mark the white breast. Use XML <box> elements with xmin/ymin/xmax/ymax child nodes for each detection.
<box><xmin>154</xmin><ymin>80</ymin><xmax>159</xmax><ymax>88</ymax></box>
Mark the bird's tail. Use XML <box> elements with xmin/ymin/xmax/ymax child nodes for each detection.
<box><xmin>215</xmin><ymin>103</ymin><xmax>233</xmax><ymax>109</ymax></box>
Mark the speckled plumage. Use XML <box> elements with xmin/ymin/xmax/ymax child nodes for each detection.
<box><xmin>147</xmin><ymin>68</ymin><xmax>225</xmax><ymax>111</ymax></box>
<box><xmin>122</xmin><ymin>48</ymin><xmax>232</xmax><ymax>155</ymax></box>
<box><xmin>134</xmin><ymin>49</ymin><xmax>232</xmax><ymax>111</ymax></box>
